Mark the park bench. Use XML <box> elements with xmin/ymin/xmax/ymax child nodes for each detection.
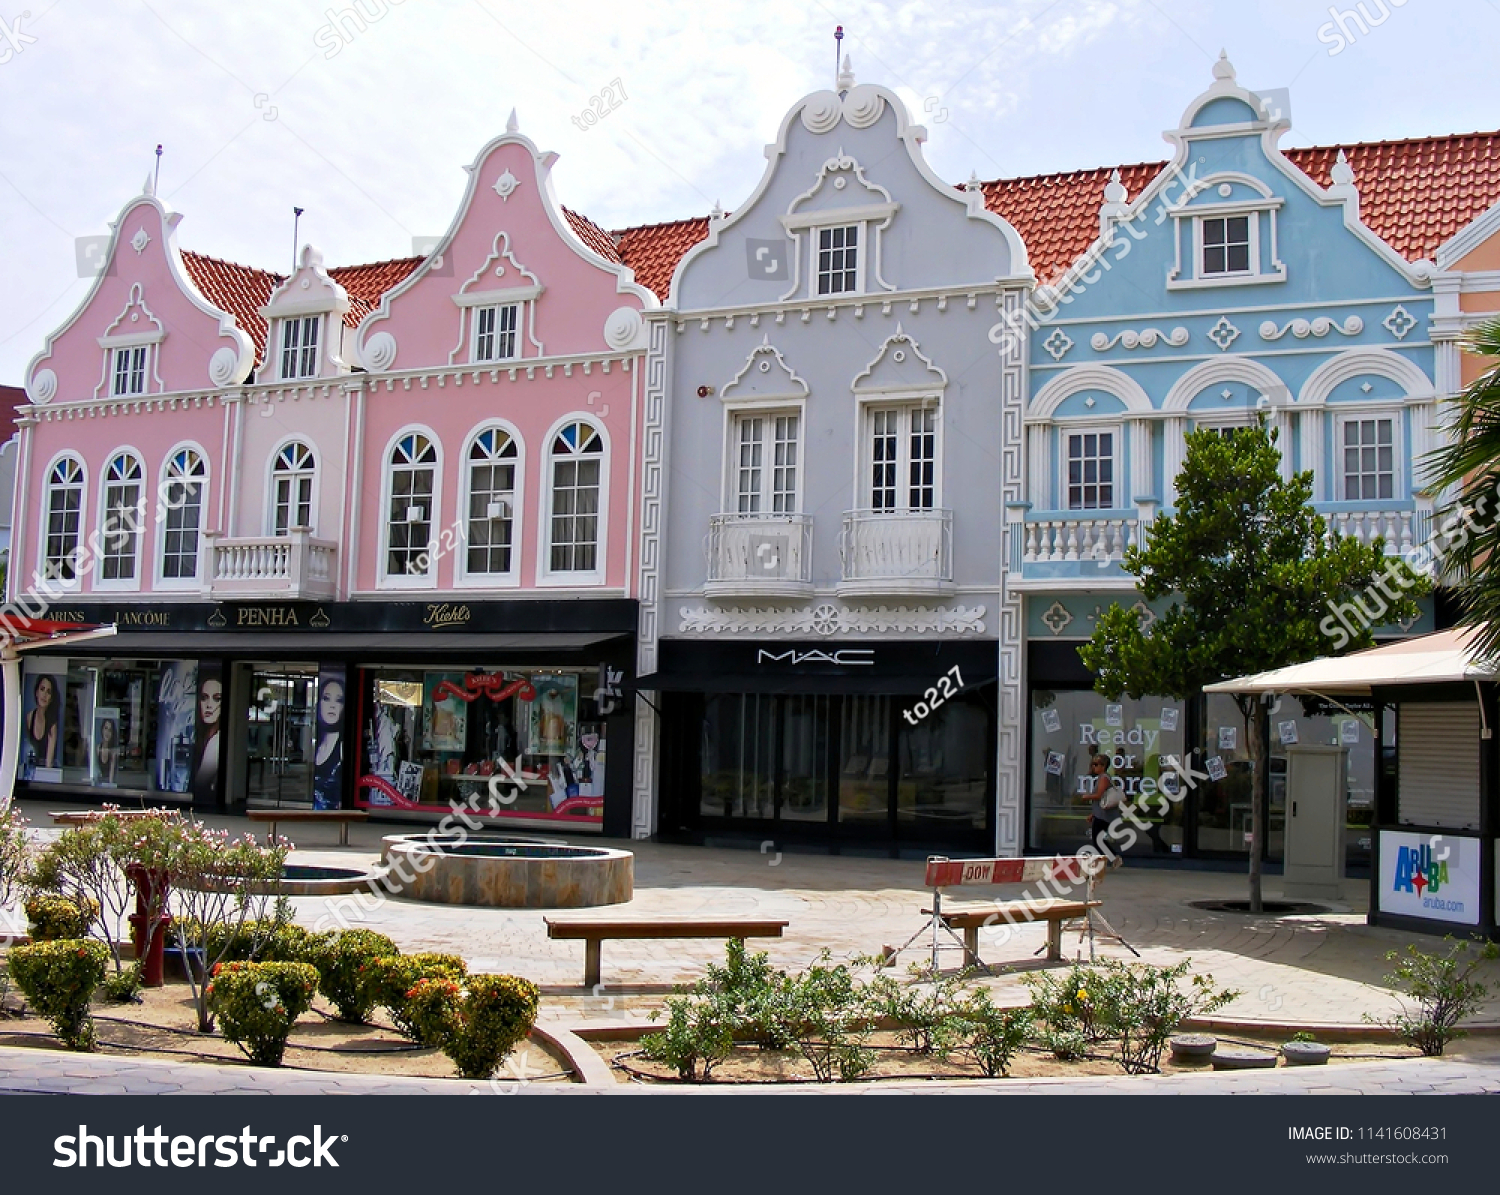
<box><xmin>544</xmin><ymin>916</ymin><xmax>789</xmax><ymax>987</ymax></box>
<box><xmin>245</xmin><ymin>808</ymin><xmax>368</xmax><ymax>847</ymax></box>
<box><xmin>918</xmin><ymin>897</ymin><xmax>1101</xmax><ymax>965</ymax></box>
<box><xmin>49</xmin><ymin>809</ymin><xmax>169</xmax><ymax>826</ymax></box>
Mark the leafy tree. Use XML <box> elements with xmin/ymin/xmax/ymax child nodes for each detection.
<box><xmin>1079</xmin><ymin>422</ymin><xmax>1424</xmax><ymax>911</ymax></box>
<box><xmin>1423</xmin><ymin>316</ymin><xmax>1500</xmax><ymax>658</ymax></box>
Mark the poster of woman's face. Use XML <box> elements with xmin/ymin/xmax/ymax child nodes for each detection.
<box><xmin>156</xmin><ymin>660</ymin><xmax>197</xmax><ymax>793</ymax></box>
<box><xmin>191</xmin><ymin>662</ymin><xmax>223</xmax><ymax>803</ymax></box>
<box><xmin>22</xmin><ymin>663</ymin><xmax>65</xmax><ymax>778</ymax></box>
<box><xmin>313</xmin><ymin>666</ymin><xmax>347</xmax><ymax>810</ymax></box>
<box><xmin>92</xmin><ymin>707</ymin><xmax>120</xmax><ymax>786</ymax></box>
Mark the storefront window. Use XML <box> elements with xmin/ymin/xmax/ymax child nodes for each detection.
<box><xmin>700</xmin><ymin>693</ymin><xmax>776</xmax><ymax>821</ymax></box>
<box><xmin>357</xmin><ymin>666</ymin><xmax>606</xmax><ymax>824</ymax></box>
<box><xmin>897</xmin><ymin>690</ymin><xmax>988</xmax><ymax>834</ymax></box>
<box><xmin>1195</xmin><ymin>693</ymin><xmax>1256</xmax><ymax>855</ymax></box>
<box><xmin>838</xmin><ymin>695</ymin><xmax>889</xmax><ymax>827</ymax></box>
<box><xmin>1029</xmin><ymin>689</ymin><xmax>1187</xmax><ymax>856</ymax></box>
<box><xmin>21</xmin><ymin>657</ymin><xmax>200</xmax><ymax>794</ymax></box>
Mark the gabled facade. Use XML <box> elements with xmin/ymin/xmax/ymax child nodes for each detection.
<box><xmin>633</xmin><ymin>61</ymin><xmax>1032</xmax><ymax>853</ymax></box>
<box><xmin>1016</xmin><ymin>56</ymin><xmax>1451</xmax><ymax>869</ymax></box>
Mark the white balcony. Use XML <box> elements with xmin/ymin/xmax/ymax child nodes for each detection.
<box><xmin>1325</xmin><ymin>507</ymin><xmax>1423</xmax><ymax>555</ymax></box>
<box><xmin>202</xmin><ymin>530</ymin><xmax>338</xmax><ymax>601</ymax></box>
<box><xmin>1022</xmin><ymin>515</ymin><xmax>1141</xmax><ymax>566</ymax></box>
<box><xmin>838</xmin><ymin>509</ymin><xmax>953</xmax><ymax>597</ymax></box>
<box><xmin>705</xmin><ymin>512</ymin><xmax>813</xmax><ymax>600</ymax></box>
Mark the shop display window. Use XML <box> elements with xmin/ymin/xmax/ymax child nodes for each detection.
<box><xmin>357</xmin><ymin>666</ymin><xmax>607</xmax><ymax>823</ymax></box>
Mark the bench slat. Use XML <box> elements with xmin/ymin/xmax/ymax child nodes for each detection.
<box><xmin>920</xmin><ymin>900</ymin><xmax>1099</xmax><ymax>928</ymax></box>
<box><xmin>545</xmin><ymin>919</ymin><xmax>787</xmax><ymax>941</ymax></box>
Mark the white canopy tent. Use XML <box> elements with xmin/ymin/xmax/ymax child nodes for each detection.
<box><xmin>1205</xmin><ymin>628</ymin><xmax>1498</xmax><ymax>698</ymax></box>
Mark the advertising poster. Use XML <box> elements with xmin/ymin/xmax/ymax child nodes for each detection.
<box><xmin>155</xmin><ymin>660</ymin><xmax>197</xmax><ymax>793</ymax></box>
<box><xmin>1277</xmin><ymin>720</ymin><xmax>1299</xmax><ymax>746</ymax></box>
<box><xmin>21</xmin><ymin>659</ymin><xmax>67</xmax><ymax>782</ymax></box>
<box><xmin>423</xmin><ymin>672</ymin><xmax>468</xmax><ymax>752</ymax></box>
<box><xmin>528</xmin><ymin>673</ymin><xmax>578</xmax><ymax>756</ymax></box>
<box><xmin>1041</xmin><ymin>708</ymin><xmax>1061</xmax><ymax>734</ymax></box>
<box><xmin>1217</xmin><ymin>726</ymin><xmax>1237</xmax><ymax>751</ymax></box>
<box><xmin>91</xmin><ymin>706</ymin><xmax>121</xmax><ymax>787</ymax></box>
<box><xmin>1379</xmin><ymin>831</ymin><xmax>1480</xmax><ymax>925</ymax></box>
<box><xmin>191</xmin><ymin>660</ymin><xmax>223</xmax><ymax>807</ymax></box>
<box><xmin>313</xmin><ymin>665</ymin><xmax>347</xmax><ymax>810</ymax></box>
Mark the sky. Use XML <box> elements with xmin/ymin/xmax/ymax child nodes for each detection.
<box><xmin>1</xmin><ymin>0</ymin><xmax>1497</xmax><ymax>384</ymax></box>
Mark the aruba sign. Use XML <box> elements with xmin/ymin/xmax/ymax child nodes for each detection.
<box><xmin>1377</xmin><ymin>831</ymin><xmax>1480</xmax><ymax>925</ymax></box>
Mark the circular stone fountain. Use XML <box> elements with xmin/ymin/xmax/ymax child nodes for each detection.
<box><xmin>379</xmin><ymin>834</ymin><xmax>633</xmax><ymax>908</ymax></box>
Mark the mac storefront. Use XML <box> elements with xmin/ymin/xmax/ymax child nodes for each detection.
<box><xmin>644</xmin><ymin>640</ymin><xmax>999</xmax><ymax>851</ymax></box>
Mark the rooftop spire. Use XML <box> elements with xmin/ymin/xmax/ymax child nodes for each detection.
<box><xmin>837</xmin><ymin>53</ymin><xmax>855</xmax><ymax>93</ymax></box>
<box><xmin>1213</xmin><ymin>49</ymin><xmax>1235</xmax><ymax>82</ymax></box>
<box><xmin>506</xmin><ymin>108</ymin><xmax>519</xmax><ymax>134</ymax></box>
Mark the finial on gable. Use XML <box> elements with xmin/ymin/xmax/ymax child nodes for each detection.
<box><xmin>1330</xmin><ymin>148</ymin><xmax>1355</xmax><ymax>188</ymax></box>
<box><xmin>299</xmin><ymin>243</ymin><xmax>325</xmax><ymax>271</ymax></box>
<box><xmin>142</xmin><ymin>172</ymin><xmax>155</xmax><ymax>198</ymax></box>
<box><xmin>1099</xmin><ymin>167</ymin><xmax>1130</xmax><ymax>234</ymax></box>
<box><xmin>506</xmin><ymin>108</ymin><xmax>519</xmax><ymax>134</ymax></box>
<box><xmin>1103</xmin><ymin>168</ymin><xmax>1127</xmax><ymax>205</ymax></box>
<box><xmin>1213</xmin><ymin>49</ymin><xmax>1235</xmax><ymax>82</ymax></box>
<box><xmin>964</xmin><ymin>171</ymin><xmax>982</xmax><ymax>193</ymax></box>
<box><xmin>837</xmin><ymin>53</ymin><xmax>855</xmax><ymax>93</ymax></box>
<box><xmin>710</xmin><ymin>200</ymin><xmax>725</xmax><ymax>222</ymax></box>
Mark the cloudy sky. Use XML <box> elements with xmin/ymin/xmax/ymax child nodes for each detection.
<box><xmin>2</xmin><ymin>0</ymin><xmax>1497</xmax><ymax>383</ymax></box>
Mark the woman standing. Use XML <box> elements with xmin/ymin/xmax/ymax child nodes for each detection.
<box><xmin>1083</xmin><ymin>752</ymin><xmax>1124</xmax><ymax>867</ymax></box>
<box><xmin>25</xmin><ymin>674</ymin><xmax>59</xmax><ymax>770</ymax></box>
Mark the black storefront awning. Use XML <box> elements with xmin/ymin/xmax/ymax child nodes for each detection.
<box><xmin>59</xmin><ymin>631</ymin><xmax>628</xmax><ymax>657</ymax></box>
<box><xmin>638</xmin><ymin>639</ymin><xmax>998</xmax><ymax>695</ymax></box>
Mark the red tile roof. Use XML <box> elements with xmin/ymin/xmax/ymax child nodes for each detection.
<box><xmin>614</xmin><ymin>216</ymin><xmax>711</xmax><ymax>300</ymax></box>
<box><xmin>181</xmin><ymin>250</ymin><xmax>281</xmax><ymax>361</ymax></box>
<box><xmin>611</xmin><ymin>130</ymin><xmax>1500</xmax><ymax>291</ymax></box>
<box><xmin>563</xmin><ymin>207</ymin><xmax>622</xmax><ymax>263</ymax></box>
<box><xmin>328</xmin><ymin>257</ymin><xmax>422</xmax><ymax>326</ymax></box>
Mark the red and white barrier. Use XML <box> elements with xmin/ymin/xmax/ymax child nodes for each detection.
<box><xmin>923</xmin><ymin>855</ymin><xmax>1103</xmax><ymax>890</ymax></box>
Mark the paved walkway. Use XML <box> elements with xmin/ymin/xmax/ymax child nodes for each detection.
<box><xmin>7</xmin><ymin>800</ymin><xmax>1500</xmax><ymax>1094</ymax></box>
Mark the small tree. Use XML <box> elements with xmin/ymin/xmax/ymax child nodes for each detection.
<box><xmin>168</xmin><ymin>825</ymin><xmax>290</xmax><ymax>1032</ymax></box>
<box><xmin>0</xmin><ymin>802</ymin><xmax>30</xmax><ymax>921</ymax></box>
<box><xmin>1081</xmin><ymin>423</ymin><xmax>1424</xmax><ymax>911</ymax></box>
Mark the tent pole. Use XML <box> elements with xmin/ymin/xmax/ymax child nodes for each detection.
<box><xmin>0</xmin><ymin>645</ymin><xmax>20</xmax><ymax>811</ymax></box>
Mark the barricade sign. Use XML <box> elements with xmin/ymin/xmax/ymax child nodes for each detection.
<box><xmin>923</xmin><ymin>855</ymin><xmax>1099</xmax><ymax>890</ymax></box>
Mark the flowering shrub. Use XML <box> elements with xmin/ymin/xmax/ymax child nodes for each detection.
<box><xmin>306</xmin><ymin>929</ymin><xmax>400</xmax><ymax>1023</ymax></box>
<box><xmin>359</xmin><ymin>953</ymin><xmax>467</xmax><ymax>1044</ymax></box>
<box><xmin>1369</xmin><ymin>937</ymin><xmax>1500</xmax><ymax>1056</ymax></box>
<box><xmin>185</xmin><ymin>918</ymin><xmax>312</xmax><ymax>966</ymax></box>
<box><xmin>0</xmin><ymin>802</ymin><xmax>30</xmax><ymax>910</ymax></box>
<box><xmin>8</xmin><ymin>939</ymin><xmax>109</xmax><ymax>1050</ymax></box>
<box><xmin>956</xmin><ymin>990</ymin><xmax>1034</xmax><ymax>1078</ymax></box>
<box><xmin>406</xmin><ymin>974</ymin><xmax>539</xmax><ymax>1079</ymax></box>
<box><xmin>207</xmin><ymin>960</ymin><xmax>319</xmax><ymax>1067</ymax></box>
<box><xmin>23</xmin><ymin>893</ymin><xmax>98</xmax><ymax>941</ymax></box>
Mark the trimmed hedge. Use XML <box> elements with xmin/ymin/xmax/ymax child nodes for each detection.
<box><xmin>359</xmin><ymin>953</ymin><xmax>468</xmax><ymax>1044</ymax></box>
<box><xmin>207</xmin><ymin>960</ymin><xmax>319</xmax><ymax>1067</ymax></box>
<box><xmin>406</xmin><ymin>974</ymin><xmax>539</xmax><ymax>1080</ymax></box>
<box><xmin>9</xmin><ymin>939</ymin><xmax>109</xmax><ymax>1050</ymax></box>
<box><xmin>23</xmin><ymin>893</ymin><xmax>98</xmax><ymax>941</ymax></box>
<box><xmin>305</xmin><ymin>929</ymin><xmax>400</xmax><ymax>1022</ymax></box>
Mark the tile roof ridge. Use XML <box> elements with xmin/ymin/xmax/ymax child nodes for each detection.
<box><xmin>327</xmin><ymin>254</ymin><xmax>424</xmax><ymax>271</ymax></box>
<box><xmin>611</xmin><ymin>212</ymin><xmax>714</xmax><ymax>236</ymax></box>
<box><xmin>179</xmin><ymin>247</ymin><xmax>284</xmax><ymax>281</ymax></box>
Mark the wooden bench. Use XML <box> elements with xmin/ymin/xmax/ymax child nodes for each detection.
<box><xmin>545</xmin><ymin>916</ymin><xmax>789</xmax><ymax>987</ymax></box>
<box><xmin>246</xmin><ymin>809</ymin><xmax>369</xmax><ymax>847</ymax></box>
<box><xmin>49</xmin><ymin>809</ymin><xmax>170</xmax><ymax>826</ymax></box>
<box><xmin>920</xmin><ymin>899</ymin><xmax>1101</xmax><ymax>965</ymax></box>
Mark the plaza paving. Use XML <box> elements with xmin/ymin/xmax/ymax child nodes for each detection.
<box><xmin>5</xmin><ymin>800</ymin><xmax>1500</xmax><ymax>1094</ymax></box>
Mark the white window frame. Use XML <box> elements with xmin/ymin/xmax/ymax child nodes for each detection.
<box><xmin>1336</xmin><ymin>411</ymin><xmax>1401</xmax><ymax>503</ymax></box>
<box><xmin>457</xmin><ymin>422</ymin><xmax>525</xmax><ymax>588</ymax></box>
<box><xmin>111</xmin><ymin>345</ymin><xmax>149</xmax><ymax>397</ymax></box>
<box><xmin>378</xmin><ymin>428</ymin><xmax>442</xmax><ymax>590</ymax></box>
<box><xmin>862</xmin><ymin>402</ymin><xmax>941</xmax><ymax>513</ymax></box>
<box><xmin>268</xmin><ymin>440</ymin><xmax>319</xmax><ymax>537</ymax></box>
<box><xmin>95</xmin><ymin>449</ymin><xmax>146</xmax><ymax>591</ymax></box>
<box><xmin>537</xmin><ymin>416</ymin><xmax>608</xmax><ymax>587</ymax></box>
<box><xmin>279</xmin><ymin>315</ymin><xmax>322</xmax><ymax>381</ymax></box>
<box><xmin>1060</xmin><ymin>424</ymin><xmax>1120</xmax><ymax>512</ymax></box>
<box><xmin>471</xmin><ymin>303</ymin><xmax>522</xmax><ymax>364</ymax></box>
<box><xmin>1198</xmin><ymin>213</ymin><xmax>1254</xmax><ymax>279</ymax></box>
<box><xmin>1164</xmin><ymin>179</ymin><xmax>1286</xmax><ymax>290</ymax></box>
<box><xmin>155</xmin><ymin>444</ymin><xmax>208</xmax><ymax>589</ymax></box>
<box><xmin>38</xmin><ymin>453</ymin><xmax>86</xmax><ymax>591</ymax></box>
<box><xmin>726</xmin><ymin>410</ymin><xmax>803</xmax><ymax>515</ymax></box>
<box><xmin>813</xmin><ymin>223</ymin><xmax>863</xmax><ymax>298</ymax></box>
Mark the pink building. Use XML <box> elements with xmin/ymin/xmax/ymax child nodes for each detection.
<box><xmin>9</xmin><ymin>120</ymin><xmax>654</xmax><ymax>835</ymax></box>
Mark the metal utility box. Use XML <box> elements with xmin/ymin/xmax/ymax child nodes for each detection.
<box><xmin>1282</xmin><ymin>744</ymin><xmax>1349</xmax><ymax>902</ymax></box>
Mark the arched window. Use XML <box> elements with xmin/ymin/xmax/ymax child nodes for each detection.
<box><xmin>41</xmin><ymin>456</ymin><xmax>84</xmax><ymax>583</ymax></box>
<box><xmin>100</xmin><ymin>451</ymin><xmax>145</xmax><ymax>583</ymax></box>
<box><xmin>271</xmin><ymin>441</ymin><xmax>317</xmax><ymax>535</ymax></box>
<box><xmin>386</xmin><ymin>432</ymin><xmax>438</xmax><ymax>578</ymax></box>
<box><xmin>160</xmin><ymin>448</ymin><xmax>207</xmax><ymax>581</ymax></box>
<box><xmin>547</xmin><ymin>421</ymin><xmax>603</xmax><ymax>574</ymax></box>
<box><xmin>465</xmin><ymin>427</ymin><xmax>519</xmax><ymax>577</ymax></box>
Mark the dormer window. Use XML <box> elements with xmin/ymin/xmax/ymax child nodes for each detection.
<box><xmin>280</xmin><ymin>316</ymin><xmax>321</xmax><ymax>380</ymax></box>
<box><xmin>816</xmin><ymin>226</ymin><xmax>860</xmax><ymax>295</ymax></box>
<box><xmin>112</xmin><ymin>346</ymin><xmax>147</xmax><ymax>396</ymax></box>
<box><xmin>474</xmin><ymin>304</ymin><xmax>519</xmax><ymax>362</ymax></box>
<box><xmin>1201</xmin><ymin>216</ymin><xmax>1250</xmax><ymax>275</ymax></box>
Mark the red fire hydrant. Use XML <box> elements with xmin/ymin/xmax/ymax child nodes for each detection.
<box><xmin>125</xmin><ymin>865</ymin><xmax>172</xmax><ymax>987</ymax></box>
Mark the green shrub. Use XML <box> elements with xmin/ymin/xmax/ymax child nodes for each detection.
<box><xmin>306</xmin><ymin>929</ymin><xmax>400</xmax><ymax>1022</ymax></box>
<box><xmin>693</xmin><ymin>939</ymin><xmax>795</xmax><ymax>1049</ymax></box>
<box><xmin>359</xmin><ymin>953</ymin><xmax>468</xmax><ymax>1044</ymax></box>
<box><xmin>863</xmin><ymin>965</ymin><xmax>969</xmax><ymax>1058</ymax></box>
<box><xmin>1290</xmin><ymin>1030</ymin><xmax>1317</xmax><ymax>1044</ymax></box>
<box><xmin>207</xmin><ymin>960</ymin><xmax>319</xmax><ymax>1067</ymax></box>
<box><xmin>1044</xmin><ymin>1027</ymin><xmax>1089</xmax><ymax>1061</ymax></box>
<box><xmin>1023</xmin><ymin>963</ymin><xmax>1112</xmax><ymax>1042</ymax></box>
<box><xmin>99</xmin><ymin>964</ymin><xmax>143</xmax><ymax>1004</ymax></box>
<box><xmin>642</xmin><ymin>994</ymin><xmax>736</xmax><ymax>1081</ymax></box>
<box><xmin>1096</xmin><ymin>959</ymin><xmax>1238</xmax><ymax>1074</ymax></box>
<box><xmin>409</xmin><ymin>974</ymin><xmax>539</xmax><ymax>1080</ymax></box>
<box><xmin>783</xmin><ymin>953</ymin><xmax>875</xmax><ymax>1083</ymax></box>
<box><xmin>1369</xmin><ymin>938</ymin><xmax>1500</xmax><ymax>1056</ymax></box>
<box><xmin>195</xmin><ymin>918</ymin><xmax>312</xmax><ymax>965</ymax></box>
<box><xmin>23</xmin><ymin>893</ymin><xmax>98</xmax><ymax>941</ymax></box>
<box><xmin>9</xmin><ymin>939</ymin><xmax>109</xmax><ymax>1050</ymax></box>
<box><xmin>0</xmin><ymin>802</ymin><xmax>30</xmax><ymax>908</ymax></box>
<box><xmin>957</xmin><ymin>990</ymin><xmax>1034</xmax><ymax>1078</ymax></box>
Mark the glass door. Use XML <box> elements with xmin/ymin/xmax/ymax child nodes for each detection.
<box><xmin>246</xmin><ymin>666</ymin><xmax>318</xmax><ymax>808</ymax></box>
